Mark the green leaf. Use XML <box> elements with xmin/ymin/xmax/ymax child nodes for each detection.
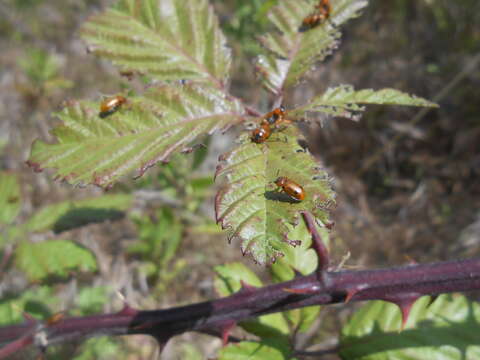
<box><xmin>0</xmin><ymin>172</ymin><xmax>21</xmax><ymax>225</ymax></box>
<box><xmin>270</xmin><ymin>221</ymin><xmax>323</xmax><ymax>333</ymax></box>
<box><xmin>214</xmin><ymin>263</ymin><xmax>290</xmax><ymax>339</ymax></box>
<box><xmin>73</xmin><ymin>286</ymin><xmax>110</xmax><ymax>316</ymax></box>
<box><xmin>270</xmin><ymin>220</ymin><xmax>328</xmax><ymax>282</ymax></box>
<box><xmin>0</xmin><ymin>286</ymin><xmax>59</xmax><ymax>325</ymax></box>
<box><xmin>291</xmin><ymin>85</ymin><xmax>439</xmax><ymax>121</ymax></box>
<box><xmin>215</xmin><ymin>127</ymin><xmax>335</xmax><ymax>265</ymax></box>
<box><xmin>19</xmin><ymin>48</ymin><xmax>62</xmax><ymax>85</ymax></box>
<box><xmin>28</xmin><ymin>83</ymin><xmax>243</xmax><ymax>188</ymax></box>
<box><xmin>256</xmin><ymin>0</ymin><xmax>368</xmax><ymax>94</ymax></box>
<box><xmin>81</xmin><ymin>0</ymin><xmax>231</xmax><ymax>86</ymax></box>
<box><xmin>128</xmin><ymin>207</ymin><xmax>183</xmax><ymax>267</ymax></box>
<box><xmin>24</xmin><ymin>194</ymin><xmax>132</xmax><ymax>233</ymax></box>
<box><xmin>219</xmin><ymin>340</ymin><xmax>297</xmax><ymax>360</ymax></box>
<box><xmin>268</xmin><ymin>220</ymin><xmax>323</xmax><ymax>333</ymax></box>
<box><xmin>73</xmin><ymin>337</ymin><xmax>120</xmax><ymax>360</ymax></box>
<box><xmin>15</xmin><ymin>240</ymin><xmax>97</xmax><ymax>282</ymax></box>
<box><xmin>340</xmin><ymin>294</ymin><xmax>480</xmax><ymax>360</ymax></box>
<box><xmin>214</xmin><ymin>262</ymin><xmax>263</xmax><ymax>296</ymax></box>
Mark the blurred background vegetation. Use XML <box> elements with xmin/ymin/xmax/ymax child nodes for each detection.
<box><xmin>0</xmin><ymin>0</ymin><xmax>479</xmax><ymax>358</ymax></box>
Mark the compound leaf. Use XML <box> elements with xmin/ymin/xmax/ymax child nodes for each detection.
<box><xmin>24</xmin><ymin>194</ymin><xmax>132</xmax><ymax>233</ymax></box>
<box><xmin>340</xmin><ymin>294</ymin><xmax>480</xmax><ymax>360</ymax></box>
<box><xmin>291</xmin><ymin>85</ymin><xmax>438</xmax><ymax>121</ymax></box>
<box><xmin>215</xmin><ymin>127</ymin><xmax>334</xmax><ymax>265</ymax></box>
<box><xmin>0</xmin><ymin>172</ymin><xmax>21</xmax><ymax>225</ymax></box>
<box><xmin>256</xmin><ymin>0</ymin><xmax>367</xmax><ymax>94</ymax></box>
<box><xmin>28</xmin><ymin>83</ymin><xmax>243</xmax><ymax>188</ymax></box>
<box><xmin>82</xmin><ymin>0</ymin><xmax>231</xmax><ymax>86</ymax></box>
<box><xmin>15</xmin><ymin>240</ymin><xmax>97</xmax><ymax>282</ymax></box>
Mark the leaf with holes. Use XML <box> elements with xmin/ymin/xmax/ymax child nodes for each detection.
<box><xmin>256</xmin><ymin>0</ymin><xmax>367</xmax><ymax>94</ymax></box>
<box><xmin>215</xmin><ymin>127</ymin><xmax>334</xmax><ymax>265</ymax></box>
<box><xmin>81</xmin><ymin>0</ymin><xmax>231</xmax><ymax>86</ymax></box>
<box><xmin>290</xmin><ymin>85</ymin><xmax>439</xmax><ymax>121</ymax></box>
<box><xmin>340</xmin><ymin>294</ymin><xmax>480</xmax><ymax>360</ymax></box>
<box><xmin>15</xmin><ymin>240</ymin><xmax>97</xmax><ymax>282</ymax></box>
<box><xmin>27</xmin><ymin>83</ymin><xmax>243</xmax><ymax>188</ymax></box>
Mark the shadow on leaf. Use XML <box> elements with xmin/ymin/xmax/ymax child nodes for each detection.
<box><xmin>53</xmin><ymin>207</ymin><xmax>125</xmax><ymax>233</ymax></box>
<box><xmin>264</xmin><ymin>191</ymin><xmax>301</xmax><ymax>204</ymax></box>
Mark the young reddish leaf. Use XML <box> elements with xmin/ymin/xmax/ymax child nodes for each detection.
<box><xmin>27</xmin><ymin>83</ymin><xmax>243</xmax><ymax>188</ymax></box>
<box><xmin>215</xmin><ymin>127</ymin><xmax>334</xmax><ymax>265</ymax></box>
<box><xmin>82</xmin><ymin>0</ymin><xmax>231</xmax><ymax>86</ymax></box>
<box><xmin>256</xmin><ymin>0</ymin><xmax>368</xmax><ymax>94</ymax></box>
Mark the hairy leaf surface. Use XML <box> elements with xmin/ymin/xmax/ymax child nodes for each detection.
<box><xmin>0</xmin><ymin>172</ymin><xmax>21</xmax><ymax>225</ymax></box>
<box><xmin>24</xmin><ymin>194</ymin><xmax>132</xmax><ymax>233</ymax></box>
<box><xmin>28</xmin><ymin>84</ymin><xmax>243</xmax><ymax>188</ymax></box>
<box><xmin>82</xmin><ymin>0</ymin><xmax>231</xmax><ymax>86</ymax></box>
<box><xmin>340</xmin><ymin>295</ymin><xmax>480</xmax><ymax>360</ymax></box>
<box><xmin>256</xmin><ymin>0</ymin><xmax>367</xmax><ymax>94</ymax></box>
<box><xmin>215</xmin><ymin>127</ymin><xmax>334</xmax><ymax>265</ymax></box>
<box><xmin>15</xmin><ymin>240</ymin><xmax>97</xmax><ymax>281</ymax></box>
<box><xmin>291</xmin><ymin>85</ymin><xmax>438</xmax><ymax>121</ymax></box>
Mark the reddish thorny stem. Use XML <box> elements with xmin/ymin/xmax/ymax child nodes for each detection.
<box><xmin>1</xmin><ymin>214</ymin><xmax>480</xmax><ymax>357</ymax></box>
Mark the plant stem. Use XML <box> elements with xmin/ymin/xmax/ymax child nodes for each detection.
<box><xmin>1</xmin><ymin>258</ymin><xmax>480</xmax><ymax>357</ymax></box>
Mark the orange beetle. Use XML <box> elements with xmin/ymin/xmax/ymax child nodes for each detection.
<box><xmin>299</xmin><ymin>0</ymin><xmax>331</xmax><ymax>32</ymax></box>
<box><xmin>251</xmin><ymin>123</ymin><xmax>272</xmax><ymax>143</ymax></box>
<box><xmin>316</xmin><ymin>0</ymin><xmax>331</xmax><ymax>18</ymax></box>
<box><xmin>262</xmin><ymin>105</ymin><xmax>286</xmax><ymax>126</ymax></box>
<box><xmin>99</xmin><ymin>95</ymin><xmax>127</xmax><ymax>118</ymax></box>
<box><xmin>274</xmin><ymin>176</ymin><xmax>305</xmax><ymax>201</ymax></box>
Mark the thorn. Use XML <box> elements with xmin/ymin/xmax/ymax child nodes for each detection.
<box><xmin>22</xmin><ymin>312</ymin><xmax>36</xmax><ymax>324</ymax></box>
<box><xmin>115</xmin><ymin>291</ymin><xmax>138</xmax><ymax>317</ymax></box>
<box><xmin>12</xmin><ymin>304</ymin><xmax>35</xmax><ymax>325</ymax></box>
<box><xmin>344</xmin><ymin>289</ymin><xmax>357</xmax><ymax>304</ymax></box>
<box><xmin>404</xmin><ymin>255</ymin><xmax>418</xmax><ymax>265</ymax></box>
<box><xmin>220</xmin><ymin>321</ymin><xmax>236</xmax><ymax>346</ymax></box>
<box><xmin>292</xmin><ymin>269</ymin><xmax>303</xmax><ymax>278</ymax></box>
<box><xmin>344</xmin><ymin>284</ymin><xmax>368</xmax><ymax>303</ymax></box>
<box><xmin>383</xmin><ymin>293</ymin><xmax>421</xmax><ymax>331</ymax></box>
<box><xmin>152</xmin><ymin>334</ymin><xmax>170</xmax><ymax>354</ymax></box>
<box><xmin>118</xmin><ymin>304</ymin><xmax>138</xmax><ymax>317</ymax></box>
<box><xmin>239</xmin><ymin>280</ymin><xmax>256</xmax><ymax>293</ymax></box>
